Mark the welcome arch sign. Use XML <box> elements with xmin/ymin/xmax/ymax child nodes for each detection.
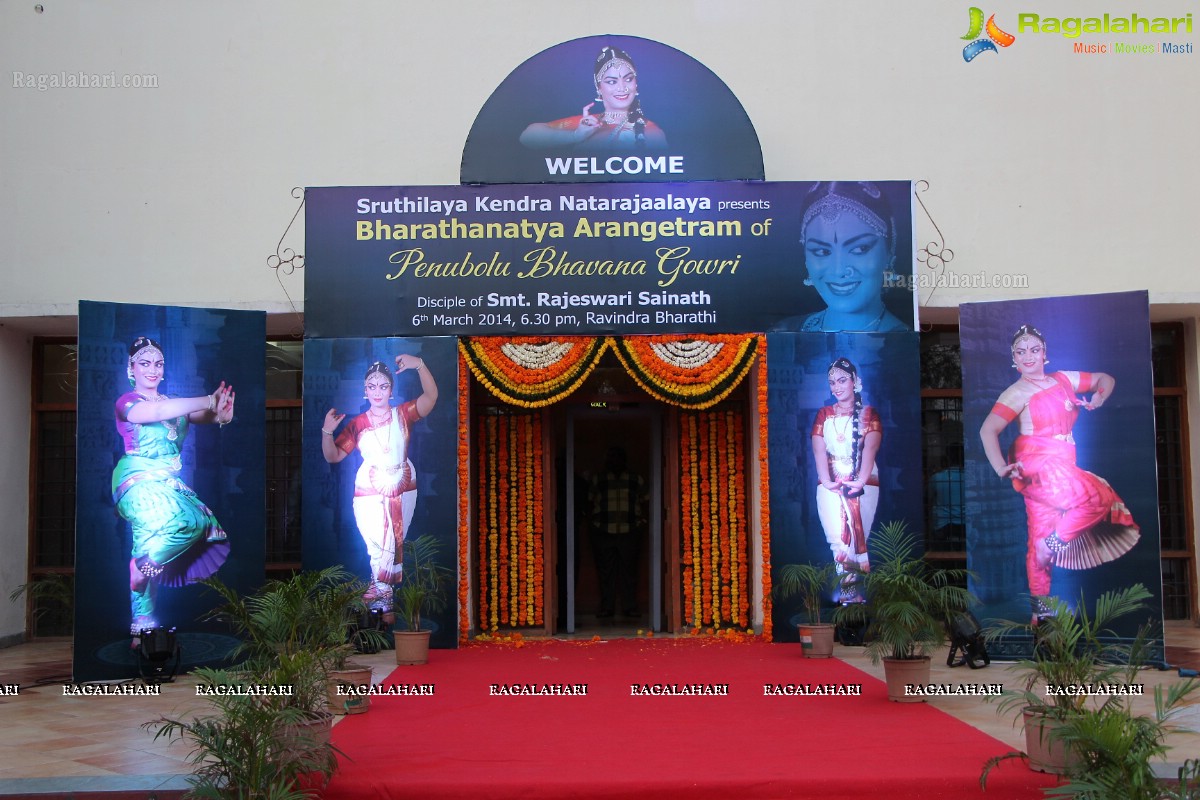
<box><xmin>304</xmin><ymin>34</ymin><xmax>923</xmax><ymax>646</ymax></box>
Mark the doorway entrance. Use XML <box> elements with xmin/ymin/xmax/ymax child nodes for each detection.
<box><xmin>464</xmin><ymin>335</ymin><xmax>762</xmax><ymax>641</ymax></box>
<box><xmin>558</xmin><ymin>406</ymin><xmax>663</xmax><ymax>636</ymax></box>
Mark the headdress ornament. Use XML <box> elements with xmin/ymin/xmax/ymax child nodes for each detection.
<box><xmin>594</xmin><ymin>46</ymin><xmax>637</xmax><ymax>84</ymax></box>
<box><xmin>828</xmin><ymin>357</ymin><xmax>863</xmax><ymax>394</ymax></box>
<box><xmin>802</xmin><ymin>189</ymin><xmax>888</xmax><ymax>242</ymax></box>
<box><xmin>364</xmin><ymin>360</ymin><xmax>392</xmax><ymax>384</ymax></box>
<box><xmin>127</xmin><ymin>336</ymin><xmax>164</xmax><ymax>386</ymax></box>
<box><xmin>1010</xmin><ymin>324</ymin><xmax>1046</xmax><ymax>349</ymax></box>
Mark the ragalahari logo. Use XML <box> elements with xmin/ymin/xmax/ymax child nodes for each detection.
<box><xmin>962</xmin><ymin>8</ymin><xmax>1016</xmax><ymax>61</ymax></box>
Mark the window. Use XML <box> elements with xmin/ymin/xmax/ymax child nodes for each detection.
<box><xmin>1151</xmin><ymin>324</ymin><xmax>1195</xmax><ymax>620</ymax></box>
<box><xmin>920</xmin><ymin>328</ymin><xmax>965</xmax><ymax>559</ymax></box>
<box><xmin>265</xmin><ymin>340</ymin><xmax>303</xmax><ymax>574</ymax></box>
<box><xmin>26</xmin><ymin>340</ymin><xmax>77</xmax><ymax>636</ymax></box>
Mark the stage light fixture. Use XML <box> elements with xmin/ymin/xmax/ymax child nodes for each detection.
<box><xmin>137</xmin><ymin>625</ymin><xmax>181</xmax><ymax>684</ymax></box>
<box><xmin>351</xmin><ymin>608</ymin><xmax>386</xmax><ymax>654</ymax></box>
<box><xmin>946</xmin><ymin>611</ymin><xmax>989</xmax><ymax>669</ymax></box>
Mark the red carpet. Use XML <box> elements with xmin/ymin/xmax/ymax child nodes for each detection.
<box><xmin>325</xmin><ymin>638</ymin><xmax>1057</xmax><ymax>799</ymax></box>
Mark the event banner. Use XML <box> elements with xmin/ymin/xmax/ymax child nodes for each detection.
<box><xmin>305</xmin><ymin>181</ymin><xmax>915</xmax><ymax>339</ymax></box>
<box><xmin>302</xmin><ymin>336</ymin><xmax>459</xmax><ymax>649</ymax></box>
<box><xmin>960</xmin><ymin>292</ymin><xmax>1163</xmax><ymax>655</ymax></box>
<box><xmin>766</xmin><ymin>332</ymin><xmax>923</xmax><ymax>643</ymax></box>
<box><xmin>460</xmin><ymin>34</ymin><xmax>764</xmax><ymax>185</ymax></box>
<box><xmin>75</xmin><ymin>301</ymin><xmax>265</xmax><ymax>682</ymax></box>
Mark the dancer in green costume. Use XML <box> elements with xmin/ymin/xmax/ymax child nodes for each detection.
<box><xmin>112</xmin><ymin>336</ymin><xmax>235</xmax><ymax>640</ymax></box>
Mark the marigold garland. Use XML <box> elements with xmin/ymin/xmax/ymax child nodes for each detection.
<box><xmin>720</xmin><ymin>412</ymin><xmax>733</xmax><ymax>623</ymax></box>
<box><xmin>476</xmin><ymin>411</ymin><xmax>544</xmax><ymax>632</ymax></box>
<box><xmin>460</xmin><ymin>336</ymin><xmax>608</xmax><ymax>407</ymax></box>
<box><xmin>465</xmin><ymin>334</ymin><xmax>758</xmax><ymax>411</ymax></box>
<box><xmin>756</xmin><ymin>337</ymin><xmax>772</xmax><ymax>640</ymax></box>
<box><xmin>486</xmin><ymin>419</ymin><xmax>499</xmax><ymax>631</ymax></box>
<box><xmin>457</xmin><ymin>356</ymin><xmax>472</xmax><ymax>642</ymax></box>
<box><xmin>678</xmin><ymin>406</ymin><xmax>750</xmax><ymax>630</ymax></box>
<box><xmin>610</xmin><ymin>334</ymin><xmax>759</xmax><ymax>409</ymax></box>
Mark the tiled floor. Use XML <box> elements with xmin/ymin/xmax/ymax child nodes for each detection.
<box><xmin>840</xmin><ymin>619</ymin><xmax>1200</xmax><ymax>755</ymax></box>
<box><xmin>0</xmin><ymin>621</ymin><xmax>1197</xmax><ymax>796</ymax></box>
<box><xmin>0</xmin><ymin>642</ymin><xmax>395</xmax><ymax>796</ymax></box>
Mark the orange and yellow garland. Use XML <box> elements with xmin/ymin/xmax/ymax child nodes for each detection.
<box><xmin>476</xmin><ymin>412</ymin><xmax>544</xmax><ymax>632</ymax></box>
<box><xmin>458</xmin><ymin>333</ymin><xmax>770</xmax><ymax>638</ymax></box>
<box><xmin>460</xmin><ymin>334</ymin><xmax>759</xmax><ymax>410</ymax></box>
<box><xmin>679</xmin><ymin>407</ymin><xmax>751</xmax><ymax>630</ymax></box>
<box><xmin>460</xmin><ymin>337</ymin><xmax>607</xmax><ymax>408</ymax></box>
<box><xmin>756</xmin><ymin>338</ymin><xmax>772</xmax><ymax>640</ymax></box>
<box><xmin>457</xmin><ymin>357</ymin><xmax>472</xmax><ymax>642</ymax></box>
<box><xmin>610</xmin><ymin>334</ymin><xmax>759</xmax><ymax>409</ymax></box>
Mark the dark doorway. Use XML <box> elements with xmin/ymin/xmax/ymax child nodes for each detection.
<box><xmin>555</xmin><ymin>406</ymin><xmax>663</xmax><ymax>635</ymax></box>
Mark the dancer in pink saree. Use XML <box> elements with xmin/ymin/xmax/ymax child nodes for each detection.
<box><xmin>979</xmin><ymin>325</ymin><xmax>1139</xmax><ymax>620</ymax></box>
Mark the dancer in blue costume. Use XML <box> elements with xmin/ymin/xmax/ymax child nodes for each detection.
<box><xmin>112</xmin><ymin>336</ymin><xmax>235</xmax><ymax>641</ymax></box>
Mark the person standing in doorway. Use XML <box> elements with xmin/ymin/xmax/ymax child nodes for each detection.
<box><xmin>589</xmin><ymin>446</ymin><xmax>647</xmax><ymax>619</ymax></box>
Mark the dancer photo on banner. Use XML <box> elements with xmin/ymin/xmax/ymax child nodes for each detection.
<box><xmin>302</xmin><ymin>337</ymin><xmax>458</xmax><ymax>647</ymax></box>
<box><xmin>783</xmin><ymin>181</ymin><xmax>912</xmax><ymax>334</ymax></box>
<box><xmin>75</xmin><ymin>301</ymin><xmax>266</xmax><ymax>682</ymax></box>
<box><xmin>812</xmin><ymin>357</ymin><xmax>882</xmax><ymax>603</ymax></box>
<box><xmin>116</xmin><ymin>336</ymin><xmax>236</xmax><ymax>639</ymax></box>
<box><xmin>460</xmin><ymin>34</ymin><xmax>764</xmax><ymax>184</ymax></box>
<box><xmin>961</xmin><ymin>292</ymin><xmax>1162</xmax><ymax>651</ymax></box>
<box><xmin>519</xmin><ymin>45</ymin><xmax>668</xmax><ymax>152</ymax></box>
<box><xmin>766</xmin><ymin>332</ymin><xmax>922</xmax><ymax>642</ymax></box>
<box><xmin>320</xmin><ymin>355</ymin><xmax>438</xmax><ymax>624</ymax></box>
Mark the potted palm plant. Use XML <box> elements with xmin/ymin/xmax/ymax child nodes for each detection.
<box><xmin>775</xmin><ymin>561</ymin><xmax>839</xmax><ymax>658</ymax></box>
<box><xmin>979</xmin><ymin>583</ymin><xmax>1161</xmax><ymax>778</ymax></box>
<box><xmin>393</xmin><ymin>534</ymin><xmax>452</xmax><ymax>665</ymax></box>
<box><xmin>145</xmin><ymin>665</ymin><xmax>337</xmax><ymax>799</ymax></box>
<box><xmin>1047</xmin><ymin>680</ymin><xmax>1200</xmax><ymax>799</ymax></box>
<box><xmin>8</xmin><ymin>573</ymin><xmax>74</xmax><ymax>637</ymax></box>
<box><xmin>831</xmin><ymin>520</ymin><xmax>974</xmax><ymax>702</ymax></box>
<box><xmin>200</xmin><ymin>566</ymin><xmax>382</xmax><ymax>722</ymax></box>
<box><xmin>297</xmin><ymin>570</ymin><xmax>388</xmax><ymax>715</ymax></box>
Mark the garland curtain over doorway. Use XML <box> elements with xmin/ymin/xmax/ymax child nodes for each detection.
<box><xmin>460</xmin><ymin>334</ymin><xmax>765</xmax><ymax>637</ymax></box>
<box><xmin>680</xmin><ymin>408</ymin><xmax>751</xmax><ymax>629</ymax></box>
<box><xmin>459</xmin><ymin>334</ymin><xmax>759</xmax><ymax>410</ymax></box>
<box><xmin>476</xmin><ymin>412</ymin><xmax>544</xmax><ymax>633</ymax></box>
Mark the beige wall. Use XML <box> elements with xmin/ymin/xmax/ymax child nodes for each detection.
<box><xmin>2</xmin><ymin>1</ymin><xmax>1197</xmax><ymax>317</ymax></box>
<box><xmin>1</xmin><ymin>1</ymin><xmax>1197</xmax><ymax>634</ymax></box>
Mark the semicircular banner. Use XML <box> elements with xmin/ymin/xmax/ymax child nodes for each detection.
<box><xmin>461</xmin><ymin>34</ymin><xmax>764</xmax><ymax>185</ymax></box>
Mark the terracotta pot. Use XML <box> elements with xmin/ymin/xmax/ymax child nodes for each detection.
<box><xmin>394</xmin><ymin>629</ymin><xmax>432</xmax><ymax>665</ymax></box>
<box><xmin>326</xmin><ymin>663</ymin><xmax>373</xmax><ymax>715</ymax></box>
<box><xmin>798</xmin><ymin>624</ymin><xmax>836</xmax><ymax>658</ymax></box>
<box><xmin>1023</xmin><ymin>708</ymin><xmax>1077</xmax><ymax>774</ymax></box>
<box><xmin>882</xmin><ymin>656</ymin><xmax>931</xmax><ymax>702</ymax></box>
<box><xmin>278</xmin><ymin>712</ymin><xmax>333</xmax><ymax>761</ymax></box>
